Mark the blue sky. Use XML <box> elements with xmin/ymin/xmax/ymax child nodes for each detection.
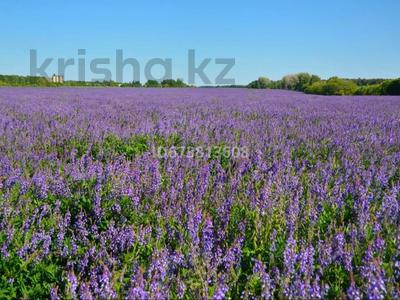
<box><xmin>0</xmin><ymin>0</ymin><xmax>399</xmax><ymax>84</ymax></box>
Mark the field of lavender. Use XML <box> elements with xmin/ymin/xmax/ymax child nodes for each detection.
<box><xmin>0</xmin><ymin>87</ymin><xmax>399</xmax><ymax>299</ymax></box>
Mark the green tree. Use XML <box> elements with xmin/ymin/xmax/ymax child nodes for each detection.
<box><xmin>161</xmin><ymin>79</ymin><xmax>177</xmax><ymax>87</ymax></box>
<box><xmin>294</xmin><ymin>73</ymin><xmax>311</xmax><ymax>91</ymax></box>
<box><xmin>175</xmin><ymin>79</ymin><xmax>188</xmax><ymax>87</ymax></box>
<box><xmin>131</xmin><ymin>81</ymin><xmax>142</xmax><ymax>87</ymax></box>
<box><xmin>382</xmin><ymin>78</ymin><xmax>400</xmax><ymax>95</ymax></box>
<box><xmin>258</xmin><ymin>76</ymin><xmax>271</xmax><ymax>88</ymax></box>
<box><xmin>145</xmin><ymin>80</ymin><xmax>161</xmax><ymax>88</ymax></box>
<box><xmin>305</xmin><ymin>77</ymin><xmax>358</xmax><ymax>95</ymax></box>
<box><xmin>355</xmin><ymin>84</ymin><xmax>383</xmax><ymax>95</ymax></box>
<box><xmin>281</xmin><ymin>73</ymin><xmax>321</xmax><ymax>91</ymax></box>
<box><xmin>281</xmin><ymin>74</ymin><xmax>298</xmax><ymax>90</ymax></box>
<box><xmin>247</xmin><ymin>76</ymin><xmax>271</xmax><ymax>89</ymax></box>
<box><xmin>161</xmin><ymin>79</ymin><xmax>188</xmax><ymax>88</ymax></box>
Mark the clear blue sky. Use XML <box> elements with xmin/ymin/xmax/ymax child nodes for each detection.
<box><xmin>0</xmin><ymin>0</ymin><xmax>399</xmax><ymax>84</ymax></box>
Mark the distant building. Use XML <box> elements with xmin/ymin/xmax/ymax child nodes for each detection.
<box><xmin>49</xmin><ymin>74</ymin><xmax>64</xmax><ymax>84</ymax></box>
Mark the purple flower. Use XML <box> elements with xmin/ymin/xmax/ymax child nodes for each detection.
<box><xmin>212</xmin><ymin>279</ymin><xmax>229</xmax><ymax>300</ymax></box>
<box><xmin>50</xmin><ymin>287</ymin><xmax>60</xmax><ymax>300</ymax></box>
<box><xmin>202</xmin><ymin>217</ymin><xmax>214</xmax><ymax>261</ymax></box>
<box><xmin>310</xmin><ymin>275</ymin><xmax>322</xmax><ymax>299</ymax></box>
<box><xmin>32</xmin><ymin>172</ymin><xmax>49</xmax><ymax>199</ymax></box>
<box><xmin>253</xmin><ymin>260</ymin><xmax>274</xmax><ymax>299</ymax></box>
<box><xmin>79</xmin><ymin>282</ymin><xmax>93</xmax><ymax>300</ymax></box>
<box><xmin>347</xmin><ymin>282</ymin><xmax>361</xmax><ymax>300</ymax></box>
<box><xmin>362</xmin><ymin>249</ymin><xmax>387</xmax><ymax>300</ymax></box>
<box><xmin>67</xmin><ymin>271</ymin><xmax>78</xmax><ymax>298</ymax></box>
<box><xmin>98</xmin><ymin>265</ymin><xmax>116</xmax><ymax>299</ymax></box>
<box><xmin>298</xmin><ymin>244</ymin><xmax>314</xmax><ymax>278</ymax></box>
<box><xmin>284</xmin><ymin>235</ymin><xmax>297</xmax><ymax>275</ymax></box>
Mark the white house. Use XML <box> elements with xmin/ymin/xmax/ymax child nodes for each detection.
<box><xmin>49</xmin><ymin>74</ymin><xmax>64</xmax><ymax>84</ymax></box>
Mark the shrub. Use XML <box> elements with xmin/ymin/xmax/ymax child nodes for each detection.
<box><xmin>120</xmin><ymin>81</ymin><xmax>142</xmax><ymax>88</ymax></box>
<box><xmin>161</xmin><ymin>79</ymin><xmax>188</xmax><ymax>88</ymax></box>
<box><xmin>355</xmin><ymin>78</ymin><xmax>400</xmax><ymax>95</ymax></box>
<box><xmin>355</xmin><ymin>84</ymin><xmax>383</xmax><ymax>95</ymax></box>
<box><xmin>144</xmin><ymin>80</ymin><xmax>161</xmax><ymax>88</ymax></box>
<box><xmin>305</xmin><ymin>77</ymin><xmax>358</xmax><ymax>95</ymax></box>
<box><xmin>382</xmin><ymin>78</ymin><xmax>400</xmax><ymax>95</ymax></box>
<box><xmin>248</xmin><ymin>77</ymin><xmax>271</xmax><ymax>89</ymax></box>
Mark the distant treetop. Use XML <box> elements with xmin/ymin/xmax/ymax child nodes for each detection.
<box><xmin>248</xmin><ymin>73</ymin><xmax>400</xmax><ymax>95</ymax></box>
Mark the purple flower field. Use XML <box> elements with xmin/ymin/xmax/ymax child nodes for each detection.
<box><xmin>0</xmin><ymin>87</ymin><xmax>399</xmax><ymax>299</ymax></box>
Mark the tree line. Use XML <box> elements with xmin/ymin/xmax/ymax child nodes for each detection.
<box><xmin>2</xmin><ymin>74</ymin><xmax>399</xmax><ymax>95</ymax></box>
<box><xmin>0</xmin><ymin>75</ymin><xmax>55</xmax><ymax>87</ymax></box>
<box><xmin>120</xmin><ymin>79</ymin><xmax>189</xmax><ymax>88</ymax></box>
<box><xmin>0</xmin><ymin>75</ymin><xmax>190</xmax><ymax>88</ymax></box>
<box><xmin>248</xmin><ymin>73</ymin><xmax>400</xmax><ymax>95</ymax></box>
